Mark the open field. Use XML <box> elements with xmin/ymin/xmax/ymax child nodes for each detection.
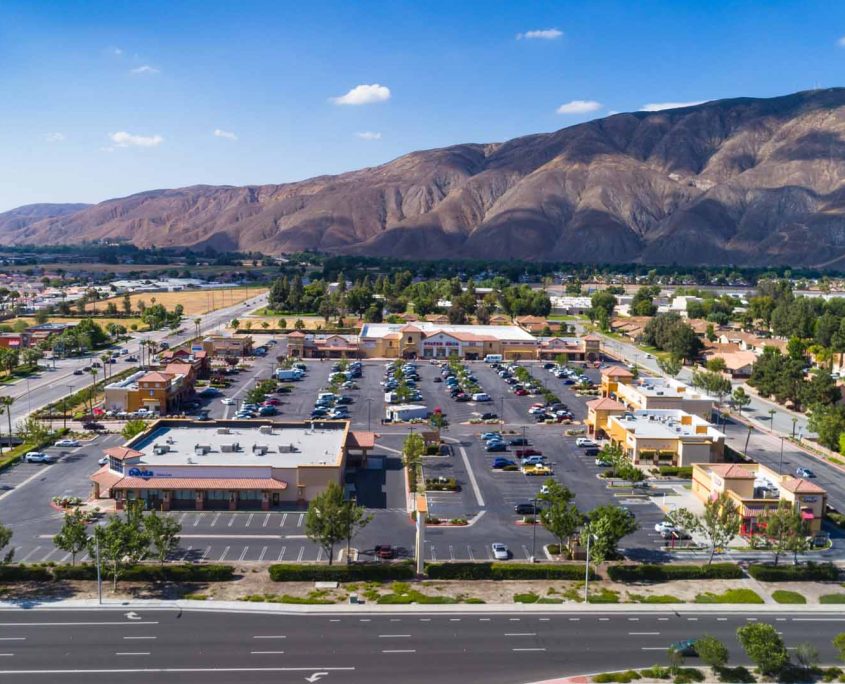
<box><xmin>86</xmin><ymin>286</ymin><xmax>267</xmax><ymax>317</ymax></box>
<box><xmin>237</xmin><ymin>313</ymin><xmax>336</xmax><ymax>330</ymax></box>
<box><xmin>0</xmin><ymin>262</ymin><xmax>243</xmax><ymax>275</ymax></box>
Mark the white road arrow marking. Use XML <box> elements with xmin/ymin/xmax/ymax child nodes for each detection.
<box><xmin>124</xmin><ymin>612</ymin><xmax>142</xmax><ymax>621</ymax></box>
<box><xmin>305</xmin><ymin>674</ymin><xmax>329</xmax><ymax>683</ymax></box>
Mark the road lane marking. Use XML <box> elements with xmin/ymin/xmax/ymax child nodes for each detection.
<box><xmin>627</xmin><ymin>618</ymin><xmax>639</xmax><ymax>621</ymax></box>
<box><xmin>599</xmin><ymin>618</ymin><xmax>609</xmax><ymax>622</ymax></box>
<box><xmin>251</xmin><ymin>651</ymin><xmax>285</xmax><ymax>655</ymax></box>
<box><xmin>642</xmin><ymin>647</ymin><xmax>668</xmax><ymax>651</ymax></box>
<box><xmin>449</xmin><ymin>618</ymin><xmax>460</xmax><ymax>622</ymax></box>
<box><xmin>389</xmin><ymin>619</ymin><xmax>401</xmax><ymax>622</ymax></box>
<box><xmin>717</xmin><ymin>618</ymin><xmax>727</xmax><ymax>621</ymax></box>
<box><xmin>0</xmin><ymin>638</ymin><xmax>24</xmax><ymax>641</ymax></box>
<box><xmin>509</xmin><ymin>618</ymin><xmax>520</xmax><ymax>622</ymax></box>
<box><xmin>419</xmin><ymin>619</ymin><xmax>430</xmax><ymax>622</ymax></box>
<box><xmin>629</xmin><ymin>632</ymin><xmax>660</xmax><ymax>636</ymax></box>
<box><xmin>382</xmin><ymin>650</ymin><xmax>415</xmax><ymax>654</ymax></box>
<box><xmin>359</xmin><ymin>619</ymin><xmax>371</xmax><ymax>622</ymax></box>
<box><xmin>123</xmin><ymin>636</ymin><xmax>156</xmax><ymax>640</ymax></box>
<box><xmin>539</xmin><ymin>618</ymin><xmax>550</xmax><ymax>622</ymax></box>
<box><xmin>568</xmin><ymin>618</ymin><xmax>580</xmax><ymax>621</ymax></box>
<box><xmin>513</xmin><ymin>648</ymin><xmax>545</xmax><ymax>652</ymax></box>
<box><xmin>379</xmin><ymin>635</ymin><xmax>411</xmax><ymax>638</ymax></box>
<box><xmin>480</xmin><ymin>618</ymin><xmax>491</xmax><ymax>622</ymax></box>
<box><xmin>0</xmin><ymin>622</ymin><xmax>159</xmax><ymax>627</ymax></box>
<box><xmin>505</xmin><ymin>633</ymin><xmax>536</xmax><ymax>637</ymax></box>
<box><xmin>253</xmin><ymin>636</ymin><xmax>287</xmax><ymax>640</ymax></box>
<box><xmin>115</xmin><ymin>652</ymin><xmax>150</xmax><ymax>656</ymax></box>
<box><xmin>792</xmin><ymin>618</ymin><xmax>845</xmax><ymax>622</ymax></box>
<box><xmin>658</xmin><ymin>618</ymin><xmax>669</xmax><ymax>621</ymax></box>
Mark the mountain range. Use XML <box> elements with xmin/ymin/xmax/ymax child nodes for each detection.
<box><xmin>3</xmin><ymin>88</ymin><xmax>845</xmax><ymax>267</ymax></box>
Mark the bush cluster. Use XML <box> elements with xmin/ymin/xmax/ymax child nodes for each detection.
<box><xmin>424</xmin><ymin>562</ymin><xmax>597</xmax><ymax>580</ymax></box>
<box><xmin>747</xmin><ymin>563</ymin><xmax>839</xmax><ymax>582</ymax></box>
<box><xmin>656</xmin><ymin>466</ymin><xmax>693</xmax><ymax>478</ymax></box>
<box><xmin>607</xmin><ymin>563</ymin><xmax>742</xmax><ymax>582</ymax></box>
<box><xmin>0</xmin><ymin>563</ymin><xmax>234</xmax><ymax>583</ymax></box>
<box><xmin>268</xmin><ymin>562</ymin><xmax>414</xmax><ymax>582</ymax></box>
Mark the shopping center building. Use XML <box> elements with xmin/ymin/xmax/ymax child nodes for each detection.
<box><xmin>90</xmin><ymin>419</ymin><xmax>374</xmax><ymax>510</ymax></box>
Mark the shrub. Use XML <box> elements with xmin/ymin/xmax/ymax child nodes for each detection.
<box><xmin>671</xmin><ymin>668</ymin><xmax>704</xmax><ymax>684</ymax></box>
<box><xmin>629</xmin><ymin>594</ymin><xmax>682</xmax><ymax>604</ymax></box>
<box><xmin>747</xmin><ymin>562</ymin><xmax>839</xmax><ymax>582</ymax></box>
<box><xmin>771</xmin><ymin>589</ymin><xmax>806</xmax><ymax>604</ymax></box>
<box><xmin>588</xmin><ymin>588</ymin><xmax>620</xmax><ymax>604</ymax></box>
<box><xmin>424</xmin><ymin>562</ymin><xmax>598</xmax><ymax>581</ymax></box>
<box><xmin>826</xmin><ymin>511</ymin><xmax>845</xmax><ymax>529</ymax></box>
<box><xmin>639</xmin><ymin>666</ymin><xmax>671</xmax><ymax>679</ymax></box>
<box><xmin>694</xmin><ymin>588</ymin><xmax>764</xmax><ymax>604</ymax></box>
<box><xmin>377</xmin><ymin>589</ymin><xmax>457</xmax><ymax>605</ymax></box>
<box><xmin>819</xmin><ymin>594</ymin><xmax>845</xmax><ymax>604</ymax></box>
<box><xmin>269</xmin><ymin>562</ymin><xmax>414</xmax><ymax>582</ymax></box>
<box><xmin>593</xmin><ymin>671</ymin><xmax>642</xmax><ymax>683</ymax></box>
<box><xmin>0</xmin><ymin>565</ymin><xmax>52</xmax><ymax>582</ymax></box>
<box><xmin>514</xmin><ymin>592</ymin><xmax>539</xmax><ymax>603</ymax></box>
<box><xmin>52</xmin><ymin>563</ymin><xmax>234</xmax><ymax>582</ymax></box>
<box><xmin>657</xmin><ymin>466</ymin><xmax>693</xmax><ymax>478</ymax></box>
<box><xmin>607</xmin><ymin>563</ymin><xmax>742</xmax><ymax>582</ymax></box>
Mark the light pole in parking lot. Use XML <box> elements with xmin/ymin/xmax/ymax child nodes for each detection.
<box><xmin>64</xmin><ymin>385</ymin><xmax>74</xmax><ymax>431</ymax></box>
<box><xmin>91</xmin><ymin>520</ymin><xmax>105</xmax><ymax>605</ymax></box>
<box><xmin>530</xmin><ymin>495</ymin><xmax>538</xmax><ymax>563</ymax></box>
<box><xmin>365</xmin><ymin>397</ymin><xmax>373</xmax><ymax>432</ymax></box>
<box><xmin>583</xmin><ymin>531</ymin><xmax>597</xmax><ymax>602</ymax></box>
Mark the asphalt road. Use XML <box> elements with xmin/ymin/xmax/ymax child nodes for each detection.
<box><xmin>0</xmin><ymin>608</ymin><xmax>841</xmax><ymax>683</ymax></box>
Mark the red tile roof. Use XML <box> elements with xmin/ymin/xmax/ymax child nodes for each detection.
<box><xmin>347</xmin><ymin>431</ymin><xmax>376</xmax><ymax>450</ymax></box>
<box><xmin>780</xmin><ymin>478</ymin><xmax>826</xmax><ymax>494</ymax></box>
<box><xmin>139</xmin><ymin>371</ymin><xmax>173</xmax><ymax>383</ymax></box>
<box><xmin>705</xmin><ymin>464</ymin><xmax>755</xmax><ymax>479</ymax></box>
<box><xmin>586</xmin><ymin>397</ymin><xmax>626</xmax><ymax>411</ymax></box>
<box><xmin>103</xmin><ymin>446</ymin><xmax>144</xmax><ymax>461</ymax></box>
<box><xmin>90</xmin><ymin>465</ymin><xmax>124</xmax><ymax>490</ymax></box>
<box><xmin>603</xmin><ymin>366</ymin><xmax>634</xmax><ymax>378</ymax></box>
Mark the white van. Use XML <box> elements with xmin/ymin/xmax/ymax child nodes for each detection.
<box><xmin>471</xmin><ymin>392</ymin><xmax>491</xmax><ymax>402</ymax></box>
<box><xmin>484</xmin><ymin>354</ymin><xmax>503</xmax><ymax>364</ymax></box>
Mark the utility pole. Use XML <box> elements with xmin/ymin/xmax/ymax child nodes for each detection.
<box><xmin>64</xmin><ymin>385</ymin><xmax>74</xmax><ymax>431</ymax></box>
<box><xmin>583</xmin><ymin>533</ymin><xmax>594</xmax><ymax>602</ymax></box>
<box><xmin>779</xmin><ymin>436</ymin><xmax>785</xmax><ymax>474</ymax></box>
<box><xmin>530</xmin><ymin>495</ymin><xmax>538</xmax><ymax>563</ymax></box>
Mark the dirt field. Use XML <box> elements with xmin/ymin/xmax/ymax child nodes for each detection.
<box><xmin>87</xmin><ymin>287</ymin><xmax>267</xmax><ymax>317</ymax></box>
<box><xmin>237</xmin><ymin>314</ymin><xmax>332</xmax><ymax>330</ymax></box>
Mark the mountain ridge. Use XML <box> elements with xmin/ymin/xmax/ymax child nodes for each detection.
<box><xmin>3</xmin><ymin>88</ymin><xmax>845</xmax><ymax>266</ymax></box>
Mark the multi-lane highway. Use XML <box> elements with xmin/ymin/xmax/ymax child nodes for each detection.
<box><xmin>0</xmin><ymin>608</ymin><xmax>841</xmax><ymax>683</ymax></box>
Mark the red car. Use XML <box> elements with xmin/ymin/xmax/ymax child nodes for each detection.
<box><xmin>263</xmin><ymin>398</ymin><xmax>281</xmax><ymax>406</ymax></box>
<box><xmin>515</xmin><ymin>448</ymin><xmax>542</xmax><ymax>458</ymax></box>
<box><xmin>374</xmin><ymin>545</ymin><xmax>395</xmax><ymax>559</ymax></box>
<box><xmin>514</xmin><ymin>388</ymin><xmax>528</xmax><ymax>396</ymax></box>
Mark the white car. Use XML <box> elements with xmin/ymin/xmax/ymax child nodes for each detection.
<box><xmin>98</xmin><ymin>456</ymin><xmax>109</xmax><ymax>466</ymax></box>
<box><xmin>54</xmin><ymin>439</ymin><xmax>80</xmax><ymax>448</ymax></box>
<box><xmin>491</xmin><ymin>543</ymin><xmax>509</xmax><ymax>560</ymax></box>
<box><xmin>654</xmin><ymin>521</ymin><xmax>676</xmax><ymax>534</ymax></box>
<box><xmin>221</xmin><ymin>397</ymin><xmax>235</xmax><ymax>405</ymax></box>
<box><xmin>24</xmin><ymin>452</ymin><xmax>53</xmax><ymax>464</ymax></box>
<box><xmin>576</xmin><ymin>438</ymin><xmax>598</xmax><ymax>448</ymax></box>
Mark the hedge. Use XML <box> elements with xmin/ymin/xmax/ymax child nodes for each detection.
<box><xmin>827</xmin><ymin>511</ymin><xmax>845</xmax><ymax>529</ymax></box>
<box><xmin>2</xmin><ymin>563</ymin><xmax>235</xmax><ymax>583</ymax></box>
<box><xmin>269</xmin><ymin>562</ymin><xmax>414</xmax><ymax>582</ymax></box>
<box><xmin>747</xmin><ymin>563</ymin><xmax>840</xmax><ymax>582</ymax></box>
<box><xmin>607</xmin><ymin>563</ymin><xmax>743</xmax><ymax>582</ymax></box>
<box><xmin>657</xmin><ymin>466</ymin><xmax>693</xmax><ymax>478</ymax></box>
<box><xmin>425</xmin><ymin>562</ymin><xmax>598</xmax><ymax>581</ymax></box>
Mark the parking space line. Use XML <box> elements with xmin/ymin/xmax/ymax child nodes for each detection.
<box><xmin>297</xmin><ymin>513</ymin><xmax>304</xmax><ymax>527</ymax></box>
<box><xmin>40</xmin><ymin>548</ymin><xmax>58</xmax><ymax>563</ymax></box>
<box><xmin>429</xmin><ymin>546</ymin><xmax>436</xmax><ymax>561</ymax></box>
<box><xmin>458</xmin><ymin>446</ymin><xmax>484</xmax><ymax>507</ymax></box>
<box><xmin>220</xmin><ymin>546</ymin><xmax>230</xmax><ymax>561</ymax></box>
<box><xmin>238</xmin><ymin>547</ymin><xmax>249</xmax><ymax>562</ymax></box>
<box><xmin>280</xmin><ymin>513</ymin><xmax>288</xmax><ymax>527</ymax></box>
<box><xmin>278</xmin><ymin>546</ymin><xmax>286</xmax><ymax>561</ymax></box>
<box><xmin>521</xmin><ymin>545</ymin><xmax>531</xmax><ymax>560</ymax></box>
<box><xmin>178</xmin><ymin>513</ymin><xmax>187</xmax><ymax>524</ymax></box>
<box><xmin>448</xmin><ymin>545</ymin><xmax>454</xmax><ymax>561</ymax></box>
<box><xmin>193</xmin><ymin>514</ymin><xmax>203</xmax><ymax>527</ymax></box>
<box><xmin>18</xmin><ymin>547</ymin><xmax>40</xmax><ymax>564</ymax></box>
<box><xmin>262</xmin><ymin>514</ymin><xmax>270</xmax><ymax>527</ymax></box>
<box><xmin>211</xmin><ymin>513</ymin><xmax>220</xmax><ymax>527</ymax></box>
<box><xmin>466</xmin><ymin>545</ymin><xmax>474</xmax><ymax>561</ymax></box>
<box><xmin>228</xmin><ymin>516</ymin><xmax>235</xmax><ymax>528</ymax></box>
<box><xmin>296</xmin><ymin>546</ymin><xmax>304</xmax><ymax>562</ymax></box>
<box><xmin>246</xmin><ymin>513</ymin><xmax>254</xmax><ymax>527</ymax></box>
<box><xmin>258</xmin><ymin>546</ymin><xmax>267</xmax><ymax>562</ymax></box>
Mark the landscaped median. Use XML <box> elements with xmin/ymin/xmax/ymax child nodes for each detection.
<box><xmin>0</xmin><ymin>563</ymin><xmax>235</xmax><ymax>583</ymax></box>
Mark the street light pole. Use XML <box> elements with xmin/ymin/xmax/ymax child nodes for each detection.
<box><xmin>64</xmin><ymin>385</ymin><xmax>74</xmax><ymax>431</ymax></box>
<box><xmin>530</xmin><ymin>495</ymin><xmax>538</xmax><ymax>563</ymax></box>
<box><xmin>792</xmin><ymin>417</ymin><xmax>797</xmax><ymax>439</ymax></box>
<box><xmin>365</xmin><ymin>397</ymin><xmax>373</xmax><ymax>433</ymax></box>
<box><xmin>94</xmin><ymin>526</ymin><xmax>103</xmax><ymax>605</ymax></box>
<box><xmin>779</xmin><ymin>436</ymin><xmax>785</xmax><ymax>474</ymax></box>
<box><xmin>584</xmin><ymin>532</ymin><xmax>593</xmax><ymax>602</ymax></box>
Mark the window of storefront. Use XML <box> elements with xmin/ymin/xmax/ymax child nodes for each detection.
<box><xmin>207</xmin><ymin>490</ymin><xmax>228</xmax><ymax>501</ymax></box>
<box><xmin>173</xmin><ymin>490</ymin><xmax>194</xmax><ymax>501</ymax></box>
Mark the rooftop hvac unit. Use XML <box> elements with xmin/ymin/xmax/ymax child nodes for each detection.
<box><xmin>153</xmin><ymin>444</ymin><xmax>169</xmax><ymax>455</ymax></box>
<box><xmin>217</xmin><ymin>427</ymin><xmax>230</xmax><ymax>435</ymax></box>
<box><xmin>221</xmin><ymin>442</ymin><xmax>241</xmax><ymax>453</ymax></box>
<box><xmin>194</xmin><ymin>444</ymin><xmax>211</xmax><ymax>455</ymax></box>
<box><xmin>253</xmin><ymin>445</ymin><xmax>269</xmax><ymax>455</ymax></box>
<box><xmin>259</xmin><ymin>425</ymin><xmax>274</xmax><ymax>435</ymax></box>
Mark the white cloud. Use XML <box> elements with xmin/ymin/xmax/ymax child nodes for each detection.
<box><xmin>356</xmin><ymin>131</ymin><xmax>382</xmax><ymax>140</ymax></box>
<box><xmin>44</xmin><ymin>132</ymin><xmax>65</xmax><ymax>143</ymax></box>
<box><xmin>640</xmin><ymin>101</ymin><xmax>704</xmax><ymax>111</ymax></box>
<box><xmin>331</xmin><ymin>83</ymin><xmax>391</xmax><ymax>106</ymax></box>
<box><xmin>109</xmin><ymin>131</ymin><xmax>164</xmax><ymax>148</ymax></box>
<box><xmin>556</xmin><ymin>99</ymin><xmax>602</xmax><ymax>115</ymax></box>
<box><xmin>516</xmin><ymin>28</ymin><xmax>563</xmax><ymax>40</ymax></box>
<box><xmin>109</xmin><ymin>47</ymin><xmax>123</xmax><ymax>56</ymax></box>
<box><xmin>213</xmin><ymin>128</ymin><xmax>238</xmax><ymax>141</ymax></box>
<box><xmin>838</xmin><ymin>35</ymin><xmax>845</xmax><ymax>47</ymax></box>
<box><xmin>130</xmin><ymin>65</ymin><xmax>159</xmax><ymax>75</ymax></box>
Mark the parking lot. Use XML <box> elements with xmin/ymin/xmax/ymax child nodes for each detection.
<box><xmin>0</xmin><ymin>353</ymin><xmax>676</xmax><ymax>564</ymax></box>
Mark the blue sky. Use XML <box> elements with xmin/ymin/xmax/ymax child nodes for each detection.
<box><xmin>1</xmin><ymin>0</ymin><xmax>844</xmax><ymax>211</ymax></box>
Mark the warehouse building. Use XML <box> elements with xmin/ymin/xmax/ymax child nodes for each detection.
<box><xmin>90</xmin><ymin>419</ymin><xmax>374</xmax><ymax>510</ymax></box>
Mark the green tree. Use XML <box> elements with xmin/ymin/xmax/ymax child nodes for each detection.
<box><xmin>143</xmin><ymin>510</ymin><xmax>182</xmax><ymax>564</ymax></box>
<box><xmin>585</xmin><ymin>504</ymin><xmax>638</xmax><ymax>563</ymax></box>
<box><xmin>89</xmin><ymin>503</ymin><xmax>150</xmax><ymax>590</ymax></box>
<box><xmin>706</xmin><ymin>357</ymin><xmax>727</xmax><ymax>373</ymax></box>
<box><xmin>657</xmin><ymin>355</ymin><xmax>682</xmax><ymax>378</ymax></box>
<box><xmin>304</xmin><ymin>482</ymin><xmax>346</xmax><ymax>566</ymax></box>
<box><xmin>695</xmin><ymin>634</ymin><xmax>729</xmax><ymax>670</ymax></box>
<box><xmin>403</xmin><ymin>432</ymin><xmax>425</xmax><ymax>493</ymax></box>
<box><xmin>736</xmin><ymin>623</ymin><xmax>789</xmax><ymax>677</ymax></box>
<box><xmin>794</xmin><ymin>643</ymin><xmax>818</xmax><ymax>671</ymax></box>
<box><xmin>808</xmin><ymin>404</ymin><xmax>845</xmax><ymax>451</ymax></box>
<box><xmin>121</xmin><ymin>419</ymin><xmax>148</xmax><ymax>440</ymax></box>
<box><xmin>755</xmin><ymin>501</ymin><xmax>808</xmax><ymax>566</ymax></box>
<box><xmin>53</xmin><ymin>509</ymin><xmax>89</xmax><ymax>566</ymax></box>
<box><xmin>700</xmin><ymin>492</ymin><xmax>741</xmax><ymax>564</ymax></box>
<box><xmin>538</xmin><ymin>480</ymin><xmax>580</xmax><ymax>553</ymax></box>
<box><xmin>590</xmin><ymin>291</ymin><xmax>617</xmax><ymax>321</ymax></box>
<box><xmin>832</xmin><ymin>633</ymin><xmax>845</xmax><ymax>663</ymax></box>
<box><xmin>338</xmin><ymin>499</ymin><xmax>373</xmax><ymax>565</ymax></box>
<box><xmin>731</xmin><ymin>387</ymin><xmax>751</xmax><ymax>415</ymax></box>
<box><xmin>0</xmin><ymin>521</ymin><xmax>13</xmax><ymax>564</ymax></box>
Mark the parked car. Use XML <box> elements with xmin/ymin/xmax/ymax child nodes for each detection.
<box><xmin>523</xmin><ymin>464</ymin><xmax>552</xmax><ymax>476</ymax></box>
<box><xmin>595</xmin><ymin>458</ymin><xmax>613</xmax><ymax>467</ymax></box>
<box><xmin>73</xmin><ymin>369</ymin><xmax>84</xmax><ymax>375</ymax></box>
<box><xmin>54</xmin><ymin>439</ymin><xmax>80</xmax><ymax>448</ymax></box>
<box><xmin>521</xmin><ymin>455</ymin><xmax>546</xmax><ymax>466</ymax></box>
<box><xmin>491</xmin><ymin>543</ymin><xmax>509</xmax><ymax>560</ymax></box>
<box><xmin>471</xmin><ymin>392</ymin><xmax>491</xmax><ymax>402</ymax></box>
<box><xmin>796</xmin><ymin>467</ymin><xmax>816</xmax><ymax>478</ymax></box>
<box><xmin>491</xmin><ymin>458</ymin><xmax>516</xmax><ymax>469</ymax></box>
<box><xmin>584</xmin><ymin>448</ymin><xmax>600</xmax><ymax>457</ymax></box>
<box><xmin>654</xmin><ymin>521</ymin><xmax>676</xmax><ymax>534</ymax></box>
<box><xmin>514</xmin><ymin>388</ymin><xmax>528</xmax><ymax>396</ymax></box>
<box><xmin>480</xmin><ymin>412</ymin><xmax>498</xmax><ymax>420</ymax></box>
<box><xmin>24</xmin><ymin>452</ymin><xmax>53</xmax><ymax>463</ymax></box>
<box><xmin>515</xmin><ymin>448</ymin><xmax>542</xmax><ymax>458</ymax></box>
<box><xmin>485</xmin><ymin>442</ymin><xmax>508</xmax><ymax>452</ymax></box>
<box><xmin>514</xmin><ymin>503</ymin><xmax>541</xmax><ymax>515</ymax></box>
<box><xmin>509</xmin><ymin>437</ymin><xmax>529</xmax><ymax>446</ymax></box>
<box><xmin>480</xmin><ymin>432</ymin><xmax>501</xmax><ymax>440</ymax></box>
<box><xmin>576</xmin><ymin>438</ymin><xmax>598</xmax><ymax>448</ymax></box>
<box><xmin>374</xmin><ymin>545</ymin><xmax>395</xmax><ymax>559</ymax></box>
<box><xmin>82</xmin><ymin>422</ymin><xmax>104</xmax><ymax>431</ymax></box>
<box><xmin>98</xmin><ymin>456</ymin><xmax>109</xmax><ymax>466</ymax></box>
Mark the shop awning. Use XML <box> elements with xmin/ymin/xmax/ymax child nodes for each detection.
<box><xmin>112</xmin><ymin>477</ymin><xmax>288</xmax><ymax>491</ymax></box>
<box><xmin>801</xmin><ymin>510</ymin><xmax>815</xmax><ymax>520</ymax></box>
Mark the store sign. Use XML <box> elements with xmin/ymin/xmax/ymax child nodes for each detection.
<box><xmin>801</xmin><ymin>495</ymin><xmax>819</xmax><ymax>503</ymax></box>
<box><xmin>128</xmin><ymin>468</ymin><xmax>155</xmax><ymax>479</ymax></box>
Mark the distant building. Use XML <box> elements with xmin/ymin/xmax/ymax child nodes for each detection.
<box><xmin>202</xmin><ymin>334</ymin><xmax>253</xmax><ymax>358</ymax></box>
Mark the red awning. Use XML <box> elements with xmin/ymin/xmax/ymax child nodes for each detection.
<box><xmin>801</xmin><ymin>511</ymin><xmax>815</xmax><ymax>520</ymax></box>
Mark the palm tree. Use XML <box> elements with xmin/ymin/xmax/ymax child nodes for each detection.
<box><xmin>100</xmin><ymin>353</ymin><xmax>111</xmax><ymax>382</ymax></box>
<box><xmin>88</xmin><ymin>368</ymin><xmax>99</xmax><ymax>416</ymax></box>
<box><xmin>193</xmin><ymin>317</ymin><xmax>202</xmax><ymax>338</ymax></box>
<box><xmin>0</xmin><ymin>396</ymin><xmax>14</xmax><ymax>453</ymax></box>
